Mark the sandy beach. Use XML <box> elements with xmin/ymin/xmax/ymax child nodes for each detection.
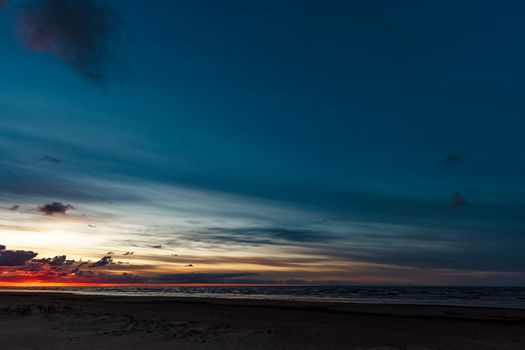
<box><xmin>0</xmin><ymin>292</ymin><xmax>524</xmax><ymax>349</ymax></box>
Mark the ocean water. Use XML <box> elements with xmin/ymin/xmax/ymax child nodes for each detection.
<box><xmin>1</xmin><ymin>286</ymin><xmax>525</xmax><ymax>309</ymax></box>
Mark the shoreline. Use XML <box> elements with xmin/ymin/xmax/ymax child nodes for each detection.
<box><xmin>1</xmin><ymin>289</ymin><xmax>524</xmax><ymax>312</ymax></box>
<box><xmin>2</xmin><ymin>291</ymin><xmax>525</xmax><ymax>321</ymax></box>
<box><xmin>1</xmin><ymin>292</ymin><xmax>524</xmax><ymax>349</ymax></box>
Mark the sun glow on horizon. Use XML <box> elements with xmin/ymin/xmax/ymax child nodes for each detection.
<box><xmin>0</xmin><ymin>281</ymin><xmax>292</xmax><ymax>288</ymax></box>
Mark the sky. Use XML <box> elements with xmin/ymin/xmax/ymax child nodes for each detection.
<box><xmin>1</xmin><ymin>0</ymin><xmax>524</xmax><ymax>286</ymax></box>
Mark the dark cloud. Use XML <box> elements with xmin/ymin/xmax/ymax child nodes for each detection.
<box><xmin>324</xmin><ymin>232</ymin><xmax>525</xmax><ymax>273</ymax></box>
<box><xmin>18</xmin><ymin>0</ymin><xmax>117</xmax><ymax>83</ymax></box>
<box><xmin>204</xmin><ymin>227</ymin><xmax>332</xmax><ymax>245</ymax></box>
<box><xmin>33</xmin><ymin>255</ymin><xmax>72</xmax><ymax>266</ymax></box>
<box><xmin>0</xmin><ymin>245</ymin><xmax>270</xmax><ymax>284</ymax></box>
<box><xmin>1</xmin><ymin>248</ymin><xmax>268</xmax><ymax>284</ymax></box>
<box><xmin>37</xmin><ymin>202</ymin><xmax>74</xmax><ymax>215</ymax></box>
<box><xmin>7</xmin><ymin>205</ymin><xmax>19</xmax><ymax>211</ymax></box>
<box><xmin>155</xmin><ymin>273</ymin><xmax>259</xmax><ymax>284</ymax></box>
<box><xmin>449</xmin><ymin>192</ymin><xmax>467</xmax><ymax>209</ymax></box>
<box><xmin>184</xmin><ymin>264</ymin><xmax>193</xmax><ymax>267</ymax></box>
<box><xmin>114</xmin><ymin>254</ymin><xmax>331</xmax><ymax>269</ymax></box>
<box><xmin>89</xmin><ymin>255</ymin><xmax>113</xmax><ymax>267</ymax></box>
<box><xmin>41</xmin><ymin>154</ymin><xmax>61</xmax><ymax>164</ymax></box>
<box><xmin>0</xmin><ymin>246</ymin><xmax>38</xmax><ymax>266</ymax></box>
<box><xmin>0</xmin><ymin>255</ymin><xmax>146</xmax><ymax>284</ymax></box>
<box><xmin>150</xmin><ymin>244</ymin><xmax>162</xmax><ymax>249</ymax></box>
<box><xmin>438</xmin><ymin>154</ymin><xmax>464</xmax><ymax>170</ymax></box>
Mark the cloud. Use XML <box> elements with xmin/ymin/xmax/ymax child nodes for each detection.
<box><xmin>0</xmin><ymin>247</ymin><xmax>269</xmax><ymax>284</ymax></box>
<box><xmin>0</xmin><ymin>246</ymin><xmax>38</xmax><ymax>266</ymax></box>
<box><xmin>205</xmin><ymin>227</ymin><xmax>332</xmax><ymax>245</ymax></box>
<box><xmin>18</xmin><ymin>0</ymin><xmax>117</xmax><ymax>83</ymax></box>
<box><xmin>0</xmin><ymin>254</ymin><xmax>144</xmax><ymax>284</ymax></box>
<box><xmin>0</xmin><ymin>175</ymin><xmax>123</xmax><ymax>202</ymax></box>
<box><xmin>147</xmin><ymin>254</ymin><xmax>331</xmax><ymax>269</ymax></box>
<box><xmin>150</xmin><ymin>245</ymin><xmax>162</xmax><ymax>249</ymax></box>
<box><xmin>89</xmin><ymin>255</ymin><xmax>113</xmax><ymax>267</ymax></box>
<box><xmin>37</xmin><ymin>202</ymin><xmax>74</xmax><ymax>215</ymax></box>
<box><xmin>33</xmin><ymin>255</ymin><xmax>72</xmax><ymax>266</ymax></box>
<box><xmin>0</xmin><ymin>245</ymin><xmax>277</xmax><ymax>285</ymax></box>
<box><xmin>449</xmin><ymin>192</ymin><xmax>466</xmax><ymax>209</ymax></box>
<box><xmin>41</xmin><ymin>155</ymin><xmax>61</xmax><ymax>164</ymax></box>
<box><xmin>7</xmin><ymin>205</ymin><xmax>19</xmax><ymax>211</ymax></box>
<box><xmin>155</xmin><ymin>273</ymin><xmax>260</xmax><ymax>284</ymax></box>
<box><xmin>438</xmin><ymin>154</ymin><xmax>464</xmax><ymax>170</ymax></box>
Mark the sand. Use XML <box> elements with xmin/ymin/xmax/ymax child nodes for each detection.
<box><xmin>0</xmin><ymin>292</ymin><xmax>524</xmax><ymax>349</ymax></box>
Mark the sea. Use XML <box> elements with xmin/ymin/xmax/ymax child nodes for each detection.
<box><xmin>1</xmin><ymin>286</ymin><xmax>524</xmax><ymax>309</ymax></box>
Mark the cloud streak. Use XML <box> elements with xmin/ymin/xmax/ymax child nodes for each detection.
<box><xmin>41</xmin><ymin>155</ymin><xmax>61</xmax><ymax>164</ymax></box>
<box><xmin>201</xmin><ymin>227</ymin><xmax>333</xmax><ymax>246</ymax></box>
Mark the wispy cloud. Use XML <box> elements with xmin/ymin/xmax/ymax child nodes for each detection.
<box><xmin>438</xmin><ymin>154</ymin><xmax>464</xmax><ymax>170</ymax></box>
<box><xmin>155</xmin><ymin>273</ymin><xmax>259</xmax><ymax>284</ymax></box>
<box><xmin>197</xmin><ymin>227</ymin><xmax>333</xmax><ymax>246</ymax></box>
<box><xmin>41</xmin><ymin>154</ymin><xmax>61</xmax><ymax>164</ymax></box>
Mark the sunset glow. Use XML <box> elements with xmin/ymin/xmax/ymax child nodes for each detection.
<box><xmin>1</xmin><ymin>0</ymin><xmax>524</xmax><ymax>288</ymax></box>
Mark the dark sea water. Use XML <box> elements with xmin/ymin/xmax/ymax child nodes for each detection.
<box><xmin>2</xmin><ymin>286</ymin><xmax>525</xmax><ymax>309</ymax></box>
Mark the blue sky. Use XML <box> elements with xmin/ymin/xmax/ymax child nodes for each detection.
<box><xmin>0</xmin><ymin>0</ymin><xmax>524</xmax><ymax>285</ymax></box>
